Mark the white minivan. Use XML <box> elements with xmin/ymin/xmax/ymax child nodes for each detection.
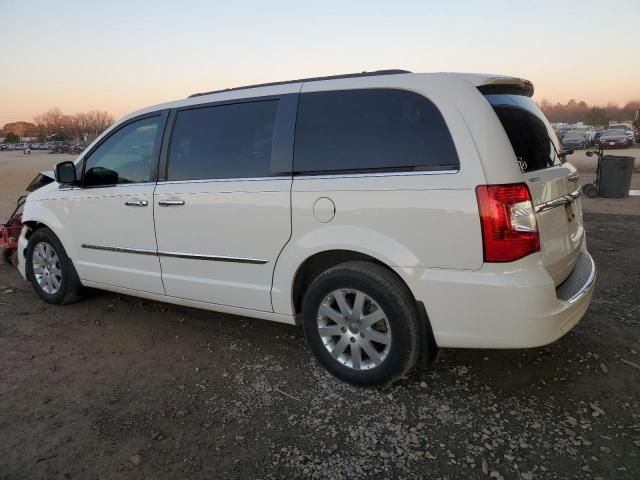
<box><xmin>17</xmin><ymin>70</ymin><xmax>596</xmax><ymax>386</ymax></box>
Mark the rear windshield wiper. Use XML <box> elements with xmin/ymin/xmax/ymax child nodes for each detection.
<box><xmin>550</xmin><ymin>139</ymin><xmax>570</xmax><ymax>163</ymax></box>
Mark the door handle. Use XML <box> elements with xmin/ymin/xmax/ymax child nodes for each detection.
<box><xmin>125</xmin><ymin>200</ymin><xmax>148</xmax><ymax>207</ymax></box>
<box><xmin>158</xmin><ymin>199</ymin><xmax>185</xmax><ymax>207</ymax></box>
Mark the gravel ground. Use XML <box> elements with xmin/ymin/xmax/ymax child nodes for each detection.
<box><xmin>0</xmin><ymin>152</ymin><xmax>639</xmax><ymax>479</ymax></box>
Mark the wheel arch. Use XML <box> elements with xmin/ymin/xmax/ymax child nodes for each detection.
<box><xmin>288</xmin><ymin>249</ymin><xmax>439</xmax><ymax>366</ymax></box>
<box><xmin>21</xmin><ymin>203</ymin><xmax>78</xmax><ymax>264</ymax></box>
<box><xmin>290</xmin><ymin>249</ymin><xmax>392</xmax><ymax>317</ymax></box>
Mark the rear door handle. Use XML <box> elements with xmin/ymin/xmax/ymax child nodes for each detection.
<box><xmin>158</xmin><ymin>199</ymin><xmax>185</xmax><ymax>207</ymax></box>
<box><xmin>125</xmin><ymin>200</ymin><xmax>148</xmax><ymax>207</ymax></box>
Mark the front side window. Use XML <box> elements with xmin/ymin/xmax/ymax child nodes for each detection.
<box><xmin>167</xmin><ymin>100</ymin><xmax>278</xmax><ymax>181</ymax></box>
<box><xmin>83</xmin><ymin>116</ymin><xmax>162</xmax><ymax>187</ymax></box>
<box><xmin>293</xmin><ymin>89</ymin><xmax>459</xmax><ymax>174</ymax></box>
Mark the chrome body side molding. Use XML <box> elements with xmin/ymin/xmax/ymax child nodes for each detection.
<box><xmin>81</xmin><ymin>244</ymin><xmax>157</xmax><ymax>256</ymax></box>
<box><xmin>81</xmin><ymin>244</ymin><xmax>268</xmax><ymax>265</ymax></box>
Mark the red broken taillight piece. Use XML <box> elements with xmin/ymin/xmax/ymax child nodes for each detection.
<box><xmin>475</xmin><ymin>183</ymin><xmax>540</xmax><ymax>262</ymax></box>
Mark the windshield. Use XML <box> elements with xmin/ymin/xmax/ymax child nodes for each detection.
<box><xmin>565</xmin><ymin>132</ymin><xmax>584</xmax><ymax>139</ymax></box>
<box><xmin>484</xmin><ymin>93</ymin><xmax>562</xmax><ymax>172</ymax></box>
<box><xmin>610</xmin><ymin>125</ymin><xmax>629</xmax><ymax>131</ymax></box>
<box><xmin>603</xmin><ymin>129</ymin><xmax>624</xmax><ymax>136</ymax></box>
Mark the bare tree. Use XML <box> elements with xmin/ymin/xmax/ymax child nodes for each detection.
<box><xmin>33</xmin><ymin>107</ymin><xmax>64</xmax><ymax>138</ymax></box>
<box><xmin>32</xmin><ymin>108</ymin><xmax>114</xmax><ymax>141</ymax></box>
<box><xmin>3</xmin><ymin>121</ymin><xmax>37</xmax><ymax>140</ymax></box>
<box><xmin>86</xmin><ymin>110</ymin><xmax>115</xmax><ymax>135</ymax></box>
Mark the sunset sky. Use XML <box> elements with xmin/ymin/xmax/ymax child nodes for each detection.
<box><xmin>1</xmin><ymin>0</ymin><xmax>639</xmax><ymax>125</ymax></box>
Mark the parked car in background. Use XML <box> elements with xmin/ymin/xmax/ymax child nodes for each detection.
<box><xmin>17</xmin><ymin>71</ymin><xmax>596</xmax><ymax>386</ymax></box>
<box><xmin>598</xmin><ymin>129</ymin><xmax>631</xmax><ymax>148</ymax></box>
<box><xmin>14</xmin><ymin>143</ymin><xmax>26</xmax><ymax>150</ymax></box>
<box><xmin>561</xmin><ymin>131</ymin><xmax>587</xmax><ymax>149</ymax></box>
<box><xmin>593</xmin><ymin>126</ymin><xmax>605</xmax><ymax>143</ymax></box>
<box><xmin>566</xmin><ymin>126</ymin><xmax>595</xmax><ymax>146</ymax></box>
<box><xmin>70</xmin><ymin>143</ymin><xmax>87</xmax><ymax>154</ymax></box>
<box><xmin>551</xmin><ymin>123</ymin><xmax>569</xmax><ymax>137</ymax></box>
<box><xmin>49</xmin><ymin>142</ymin><xmax>73</xmax><ymax>153</ymax></box>
<box><xmin>609</xmin><ymin>124</ymin><xmax>635</xmax><ymax>145</ymax></box>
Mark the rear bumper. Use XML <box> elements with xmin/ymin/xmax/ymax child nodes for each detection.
<box><xmin>395</xmin><ymin>247</ymin><xmax>596</xmax><ymax>349</ymax></box>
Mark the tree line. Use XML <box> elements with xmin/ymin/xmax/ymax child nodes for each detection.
<box><xmin>538</xmin><ymin>99</ymin><xmax>640</xmax><ymax>126</ymax></box>
<box><xmin>2</xmin><ymin>100</ymin><xmax>638</xmax><ymax>144</ymax></box>
<box><xmin>1</xmin><ymin>108</ymin><xmax>114</xmax><ymax>143</ymax></box>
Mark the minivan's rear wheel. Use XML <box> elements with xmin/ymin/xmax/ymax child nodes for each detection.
<box><xmin>302</xmin><ymin>261</ymin><xmax>419</xmax><ymax>387</ymax></box>
<box><xmin>26</xmin><ymin>227</ymin><xmax>83</xmax><ymax>304</ymax></box>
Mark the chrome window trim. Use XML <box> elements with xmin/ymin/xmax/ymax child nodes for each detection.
<box><xmin>63</xmin><ymin>181</ymin><xmax>158</xmax><ymax>191</ymax></box>
<box><xmin>81</xmin><ymin>244</ymin><xmax>268</xmax><ymax>265</ymax></box>
<box><xmin>293</xmin><ymin>169</ymin><xmax>459</xmax><ymax>180</ymax></box>
<box><xmin>156</xmin><ymin>176</ymin><xmax>291</xmax><ymax>185</ymax></box>
<box><xmin>154</xmin><ymin>171</ymin><xmax>460</xmax><ymax>184</ymax></box>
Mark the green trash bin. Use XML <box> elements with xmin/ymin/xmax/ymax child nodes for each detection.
<box><xmin>599</xmin><ymin>155</ymin><xmax>635</xmax><ymax>198</ymax></box>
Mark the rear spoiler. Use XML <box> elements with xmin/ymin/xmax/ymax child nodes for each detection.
<box><xmin>477</xmin><ymin>77</ymin><xmax>534</xmax><ymax>97</ymax></box>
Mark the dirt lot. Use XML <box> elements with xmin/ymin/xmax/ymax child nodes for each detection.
<box><xmin>1</xmin><ymin>150</ymin><xmax>639</xmax><ymax>479</ymax></box>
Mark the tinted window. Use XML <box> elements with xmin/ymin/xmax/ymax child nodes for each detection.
<box><xmin>484</xmin><ymin>94</ymin><xmax>561</xmax><ymax>173</ymax></box>
<box><xmin>84</xmin><ymin>116</ymin><xmax>161</xmax><ymax>186</ymax></box>
<box><xmin>293</xmin><ymin>89</ymin><xmax>459</xmax><ymax>174</ymax></box>
<box><xmin>167</xmin><ymin>100</ymin><xmax>278</xmax><ymax>181</ymax></box>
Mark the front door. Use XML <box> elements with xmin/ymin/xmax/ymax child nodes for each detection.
<box><xmin>153</xmin><ymin>98</ymin><xmax>294</xmax><ymax>311</ymax></box>
<box><xmin>64</xmin><ymin>113</ymin><xmax>167</xmax><ymax>294</ymax></box>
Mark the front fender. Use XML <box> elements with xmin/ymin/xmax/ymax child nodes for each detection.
<box><xmin>21</xmin><ymin>200</ymin><xmax>79</xmax><ymax>262</ymax></box>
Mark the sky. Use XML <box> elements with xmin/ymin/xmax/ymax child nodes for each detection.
<box><xmin>1</xmin><ymin>0</ymin><xmax>639</xmax><ymax>125</ymax></box>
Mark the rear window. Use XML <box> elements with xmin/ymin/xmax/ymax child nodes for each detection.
<box><xmin>294</xmin><ymin>89</ymin><xmax>459</xmax><ymax>174</ymax></box>
<box><xmin>484</xmin><ymin>93</ymin><xmax>562</xmax><ymax>173</ymax></box>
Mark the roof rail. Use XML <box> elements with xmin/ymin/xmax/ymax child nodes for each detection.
<box><xmin>188</xmin><ymin>69</ymin><xmax>412</xmax><ymax>98</ymax></box>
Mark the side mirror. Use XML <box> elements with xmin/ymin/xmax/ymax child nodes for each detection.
<box><xmin>55</xmin><ymin>161</ymin><xmax>77</xmax><ymax>184</ymax></box>
<box><xmin>586</xmin><ymin>151</ymin><xmax>594</xmax><ymax>157</ymax></box>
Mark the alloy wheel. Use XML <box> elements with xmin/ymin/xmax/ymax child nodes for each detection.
<box><xmin>32</xmin><ymin>241</ymin><xmax>62</xmax><ymax>295</ymax></box>
<box><xmin>317</xmin><ymin>289</ymin><xmax>392</xmax><ymax>370</ymax></box>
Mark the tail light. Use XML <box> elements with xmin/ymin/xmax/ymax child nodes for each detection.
<box><xmin>475</xmin><ymin>183</ymin><xmax>540</xmax><ymax>262</ymax></box>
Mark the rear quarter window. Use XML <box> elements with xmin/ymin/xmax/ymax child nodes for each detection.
<box><xmin>293</xmin><ymin>89</ymin><xmax>459</xmax><ymax>174</ymax></box>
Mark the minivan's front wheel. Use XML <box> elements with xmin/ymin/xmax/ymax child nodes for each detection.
<box><xmin>26</xmin><ymin>227</ymin><xmax>83</xmax><ymax>304</ymax></box>
<box><xmin>302</xmin><ymin>261</ymin><xmax>419</xmax><ymax>387</ymax></box>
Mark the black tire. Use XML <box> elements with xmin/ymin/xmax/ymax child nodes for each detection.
<box><xmin>302</xmin><ymin>261</ymin><xmax>420</xmax><ymax>387</ymax></box>
<box><xmin>26</xmin><ymin>227</ymin><xmax>83</xmax><ymax>304</ymax></box>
